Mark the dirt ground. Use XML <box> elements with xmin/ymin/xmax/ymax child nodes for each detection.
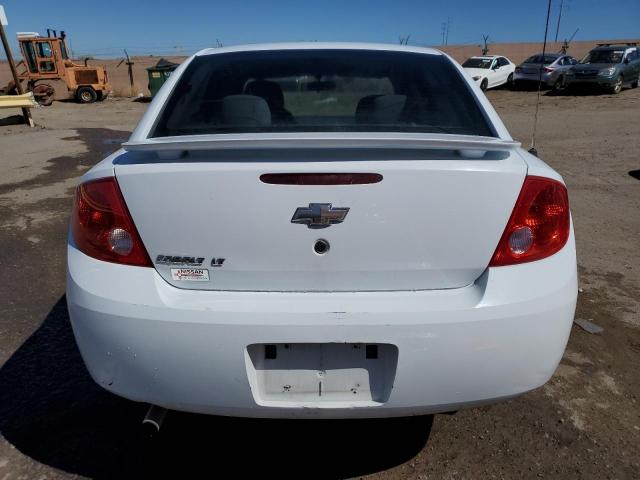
<box><xmin>0</xmin><ymin>86</ymin><xmax>638</xmax><ymax>479</ymax></box>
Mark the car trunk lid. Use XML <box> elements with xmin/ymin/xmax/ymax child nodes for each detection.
<box><xmin>115</xmin><ymin>135</ymin><xmax>526</xmax><ymax>292</ymax></box>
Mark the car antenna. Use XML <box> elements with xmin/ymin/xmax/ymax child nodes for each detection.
<box><xmin>529</xmin><ymin>0</ymin><xmax>553</xmax><ymax>157</ymax></box>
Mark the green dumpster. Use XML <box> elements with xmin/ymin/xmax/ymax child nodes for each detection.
<box><xmin>146</xmin><ymin>58</ymin><xmax>179</xmax><ymax>97</ymax></box>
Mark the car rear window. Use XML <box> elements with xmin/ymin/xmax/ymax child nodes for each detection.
<box><xmin>151</xmin><ymin>49</ymin><xmax>495</xmax><ymax>138</ymax></box>
<box><xmin>523</xmin><ymin>55</ymin><xmax>557</xmax><ymax>65</ymax></box>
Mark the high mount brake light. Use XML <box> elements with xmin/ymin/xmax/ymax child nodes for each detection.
<box><xmin>72</xmin><ymin>177</ymin><xmax>152</xmax><ymax>267</ymax></box>
<box><xmin>260</xmin><ymin>173</ymin><xmax>383</xmax><ymax>185</ymax></box>
<box><xmin>489</xmin><ymin>176</ymin><xmax>570</xmax><ymax>267</ymax></box>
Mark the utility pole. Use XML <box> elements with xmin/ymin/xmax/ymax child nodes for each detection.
<box><xmin>445</xmin><ymin>18</ymin><xmax>451</xmax><ymax>46</ymax></box>
<box><xmin>560</xmin><ymin>27</ymin><xmax>579</xmax><ymax>54</ymax></box>
<box><xmin>554</xmin><ymin>0</ymin><xmax>563</xmax><ymax>43</ymax></box>
<box><xmin>117</xmin><ymin>49</ymin><xmax>135</xmax><ymax>95</ymax></box>
<box><xmin>441</xmin><ymin>22</ymin><xmax>446</xmax><ymax>45</ymax></box>
<box><xmin>481</xmin><ymin>35</ymin><xmax>490</xmax><ymax>55</ymax></box>
<box><xmin>0</xmin><ymin>5</ymin><xmax>34</xmax><ymax>127</ymax></box>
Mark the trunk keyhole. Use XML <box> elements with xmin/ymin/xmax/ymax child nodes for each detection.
<box><xmin>314</xmin><ymin>239</ymin><xmax>330</xmax><ymax>255</ymax></box>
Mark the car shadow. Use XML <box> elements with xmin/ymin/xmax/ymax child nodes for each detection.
<box><xmin>628</xmin><ymin>170</ymin><xmax>640</xmax><ymax>180</ymax></box>
<box><xmin>545</xmin><ymin>87</ymin><xmax>622</xmax><ymax>97</ymax></box>
<box><xmin>511</xmin><ymin>84</ymin><xmax>622</xmax><ymax>97</ymax></box>
<box><xmin>0</xmin><ymin>296</ymin><xmax>433</xmax><ymax>479</ymax></box>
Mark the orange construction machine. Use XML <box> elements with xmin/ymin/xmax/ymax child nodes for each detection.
<box><xmin>4</xmin><ymin>30</ymin><xmax>110</xmax><ymax>105</ymax></box>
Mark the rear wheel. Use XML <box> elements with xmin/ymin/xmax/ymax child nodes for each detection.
<box><xmin>32</xmin><ymin>83</ymin><xmax>55</xmax><ymax>106</ymax></box>
<box><xmin>631</xmin><ymin>79</ymin><xmax>639</xmax><ymax>89</ymax></box>
<box><xmin>506</xmin><ymin>73</ymin><xmax>514</xmax><ymax>87</ymax></box>
<box><xmin>609</xmin><ymin>76</ymin><xmax>623</xmax><ymax>94</ymax></box>
<box><xmin>553</xmin><ymin>75</ymin><xmax>566</xmax><ymax>92</ymax></box>
<box><xmin>480</xmin><ymin>78</ymin><xmax>488</xmax><ymax>91</ymax></box>
<box><xmin>76</xmin><ymin>86</ymin><xmax>98</xmax><ymax>104</ymax></box>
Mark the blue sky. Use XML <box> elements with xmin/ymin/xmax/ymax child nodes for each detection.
<box><xmin>1</xmin><ymin>0</ymin><xmax>639</xmax><ymax>58</ymax></box>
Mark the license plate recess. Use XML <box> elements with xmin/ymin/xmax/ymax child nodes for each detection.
<box><xmin>246</xmin><ymin>343</ymin><xmax>398</xmax><ymax>405</ymax></box>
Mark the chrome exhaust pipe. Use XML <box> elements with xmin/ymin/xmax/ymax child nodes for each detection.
<box><xmin>142</xmin><ymin>404</ymin><xmax>168</xmax><ymax>434</ymax></box>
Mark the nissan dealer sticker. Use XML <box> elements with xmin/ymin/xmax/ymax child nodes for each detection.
<box><xmin>171</xmin><ymin>268</ymin><xmax>210</xmax><ymax>281</ymax></box>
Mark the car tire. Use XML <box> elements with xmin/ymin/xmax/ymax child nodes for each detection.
<box><xmin>553</xmin><ymin>75</ymin><xmax>566</xmax><ymax>92</ymax></box>
<box><xmin>631</xmin><ymin>79</ymin><xmax>639</xmax><ymax>89</ymax></box>
<box><xmin>610</xmin><ymin>76</ymin><xmax>623</xmax><ymax>94</ymax></box>
<box><xmin>507</xmin><ymin>73</ymin><xmax>514</xmax><ymax>87</ymax></box>
<box><xmin>480</xmin><ymin>78</ymin><xmax>488</xmax><ymax>91</ymax></box>
<box><xmin>76</xmin><ymin>86</ymin><xmax>98</xmax><ymax>104</ymax></box>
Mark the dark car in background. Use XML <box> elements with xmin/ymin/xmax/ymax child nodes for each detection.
<box><xmin>565</xmin><ymin>43</ymin><xmax>640</xmax><ymax>94</ymax></box>
<box><xmin>514</xmin><ymin>53</ymin><xmax>577</xmax><ymax>90</ymax></box>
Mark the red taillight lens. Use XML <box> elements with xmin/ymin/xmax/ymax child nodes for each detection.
<box><xmin>72</xmin><ymin>177</ymin><xmax>152</xmax><ymax>267</ymax></box>
<box><xmin>543</xmin><ymin>67</ymin><xmax>554</xmax><ymax>73</ymax></box>
<box><xmin>489</xmin><ymin>176</ymin><xmax>570</xmax><ymax>267</ymax></box>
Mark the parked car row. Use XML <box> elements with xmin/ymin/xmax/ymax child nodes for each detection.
<box><xmin>462</xmin><ymin>43</ymin><xmax>640</xmax><ymax>94</ymax></box>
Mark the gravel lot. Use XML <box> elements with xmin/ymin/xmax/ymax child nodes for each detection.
<box><xmin>0</xmin><ymin>88</ymin><xmax>639</xmax><ymax>479</ymax></box>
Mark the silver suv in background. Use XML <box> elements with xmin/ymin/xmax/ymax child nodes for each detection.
<box><xmin>514</xmin><ymin>53</ymin><xmax>577</xmax><ymax>90</ymax></box>
<box><xmin>565</xmin><ymin>44</ymin><xmax>640</xmax><ymax>94</ymax></box>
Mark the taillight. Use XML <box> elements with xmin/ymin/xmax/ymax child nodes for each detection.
<box><xmin>515</xmin><ymin>67</ymin><xmax>522</xmax><ymax>72</ymax></box>
<box><xmin>489</xmin><ymin>176</ymin><xmax>570</xmax><ymax>267</ymax></box>
<box><xmin>543</xmin><ymin>67</ymin><xmax>554</xmax><ymax>73</ymax></box>
<box><xmin>72</xmin><ymin>177</ymin><xmax>152</xmax><ymax>267</ymax></box>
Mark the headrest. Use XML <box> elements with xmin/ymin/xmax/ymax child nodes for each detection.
<box><xmin>221</xmin><ymin>95</ymin><xmax>271</xmax><ymax>127</ymax></box>
<box><xmin>355</xmin><ymin>94</ymin><xmax>407</xmax><ymax>124</ymax></box>
<box><xmin>245</xmin><ymin>80</ymin><xmax>285</xmax><ymax>110</ymax></box>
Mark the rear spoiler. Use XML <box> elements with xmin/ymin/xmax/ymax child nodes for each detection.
<box><xmin>122</xmin><ymin>133</ymin><xmax>521</xmax><ymax>156</ymax></box>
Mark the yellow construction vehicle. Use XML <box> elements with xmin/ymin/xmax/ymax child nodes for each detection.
<box><xmin>3</xmin><ymin>30</ymin><xmax>110</xmax><ymax>105</ymax></box>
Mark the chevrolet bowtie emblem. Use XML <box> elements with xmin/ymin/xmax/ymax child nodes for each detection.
<box><xmin>291</xmin><ymin>203</ymin><xmax>350</xmax><ymax>229</ymax></box>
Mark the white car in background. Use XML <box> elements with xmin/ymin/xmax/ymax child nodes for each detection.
<box><xmin>463</xmin><ymin>55</ymin><xmax>516</xmax><ymax>90</ymax></box>
<box><xmin>67</xmin><ymin>43</ymin><xmax>576</xmax><ymax>420</ymax></box>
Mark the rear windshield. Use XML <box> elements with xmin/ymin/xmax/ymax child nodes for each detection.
<box><xmin>152</xmin><ymin>49</ymin><xmax>495</xmax><ymax>137</ymax></box>
<box><xmin>523</xmin><ymin>55</ymin><xmax>557</xmax><ymax>65</ymax></box>
<box><xmin>462</xmin><ymin>58</ymin><xmax>493</xmax><ymax>69</ymax></box>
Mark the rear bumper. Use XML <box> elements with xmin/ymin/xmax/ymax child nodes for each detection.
<box><xmin>67</xmin><ymin>232</ymin><xmax>577</xmax><ymax>419</ymax></box>
<box><xmin>514</xmin><ymin>72</ymin><xmax>554</xmax><ymax>85</ymax></box>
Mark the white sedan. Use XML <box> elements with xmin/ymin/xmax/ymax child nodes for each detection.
<box><xmin>463</xmin><ymin>55</ymin><xmax>516</xmax><ymax>90</ymax></box>
<box><xmin>67</xmin><ymin>43</ymin><xmax>576</xmax><ymax>420</ymax></box>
